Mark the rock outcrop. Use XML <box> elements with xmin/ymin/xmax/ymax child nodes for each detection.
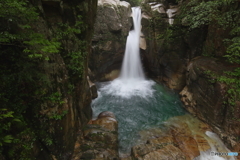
<box><xmin>141</xmin><ymin>0</ymin><xmax>207</xmax><ymax>91</ymax></box>
<box><xmin>0</xmin><ymin>0</ymin><xmax>98</xmax><ymax>159</ymax></box>
<box><xmin>30</xmin><ymin>1</ymin><xmax>98</xmax><ymax>159</ymax></box>
<box><xmin>141</xmin><ymin>0</ymin><xmax>240</xmax><ymax>155</ymax></box>
<box><xmin>120</xmin><ymin>109</ymin><xmax>237</xmax><ymax>160</ymax></box>
<box><xmin>141</xmin><ymin>1</ymin><xmax>184</xmax><ymax>91</ymax></box>
<box><xmin>130</xmin><ymin>114</ymin><xmax>231</xmax><ymax>160</ymax></box>
<box><xmin>180</xmin><ymin>57</ymin><xmax>240</xmax><ymax>150</ymax></box>
<box><xmin>72</xmin><ymin>111</ymin><xmax>118</xmax><ymax>159</ymax></box>
<box><xmin>90</xmin><ymin>0</ymin><xmax>132</xmax><ymax>81</ymax></box>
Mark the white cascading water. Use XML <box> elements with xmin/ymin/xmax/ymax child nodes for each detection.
<box><xmin>99</xmin><ymin>7</ymin><xmax>155</xmax><ymax>98</ymax></box>
<box><xmin>120</xmin><ymin>7</ymin><xmax>145</xmax><ymax>80</ymax></box>
<box><xmin>193</xmin><ymin>131</ymin><xmax>236</xmax><ymax>160</ymax></box>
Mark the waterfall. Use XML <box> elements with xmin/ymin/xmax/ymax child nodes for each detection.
<box><xmin>120</xmin><ymin>7</ymin><xmax>145</xmax><ymax>80</ymax></box>
<box><xmin>98</xmin><ymin>7</ymin><xmax>155</xmax><ymax>98</ymax></box>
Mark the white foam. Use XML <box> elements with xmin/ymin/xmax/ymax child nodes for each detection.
<box><xmin>99</xmin><ymin>78</ymin><xmax>155</xmax><ymax>98</ymax></box>
<box><xmin>98</xmin><ymin>7</ymin><xmax>155</xmax><ymax>99</ymax></box>
<box><xmin>194</xmin><ymin>131</ymin><xmax>236</xmax><ymax>160</ymax></box>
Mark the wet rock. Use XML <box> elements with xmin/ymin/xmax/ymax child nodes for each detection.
<box><xmin>130</xmin><ymin>115</ymin><xmax>218</xmax><ymax>160</ymax></box>
<box><xmin>72</xmin><ymin>111</ymin><xmax>118</xmax><ymax>159</ymax></box>
<box><xmin>173</xmin><ymin>132</ymin><xmax>200</xmax><ymax>159</ymax></box>
<box><xmin>87</xmin><ymin>76</ymin><xmax>98</xmax><ymax>99</ymax></box>
<box><xmin>92</xmin><ymin>117</ymin><xmax>118</xmax><ymax>131</ymax></box>
<box><xmin>142</xmin><ymin>144</ymin><xmax>186</xmax><ymax>160</ymax></box>
<box><xmin>131</xmin><ymin>135</ymin><xmax>186</xmax><ymax>160</ymax></box>
<box><xmin>98</xmin><ymin>111</ymin><xmax>116</xmax><ymax>119</ymax></box>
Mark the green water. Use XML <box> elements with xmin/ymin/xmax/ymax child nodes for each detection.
<box><xmin>91</xmin><ymin>81</ymin><xmax>186</xmax><ymax>155</ymax></box>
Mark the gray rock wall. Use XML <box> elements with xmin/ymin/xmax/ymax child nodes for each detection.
<box><xmin>90</xmin><ymin>0</ymin><xmax>132</xmax><ymax>81</ymax></box>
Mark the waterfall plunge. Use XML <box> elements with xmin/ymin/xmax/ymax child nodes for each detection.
<box><xmin>99</xmin><ymin>7</ymin><xmax>155</xmax><ymax>98</ymax></box>
<box><xmin>120</xmin><ymin>7</ymin><xmax>145</xmax><ymax>80</ymax></box>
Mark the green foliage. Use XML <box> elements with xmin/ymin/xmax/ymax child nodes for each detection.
<box><xmin>0</xmin><ymin>0</ymin><xmax>38</xmax><ymax>25</ymax></box>
<box><xmin>224</xmin><ymin>28</ymin><xmax>240</xmax><ymax>64</ymax></box>
<box><xmin>0</xmin><ymin>109</ymin><xmax>20</xmax><ymax>146</ymax></box>
<box><xmin>218</xmin><ymin>69</ymin><xmax>240</xmax><ymax>106</ymax></box>
<box><xmin>44</xmin><ymin>137</ymin><xmax>53</xmax><ymax>146</ymax></box>
<box><xmin>205</xmin><ymin>68</ymin><xmax>240</xmax><ymax>106</ymax></box>
<box><xmin>55</xmin><ymin>20</ymin><xmax>87</xmax><ymax>78</ymax></box>
<box><xmin>67</xmin><ymin>50</ymin><xmax>86</xmax><ymax>78</ymax></box>
<box><xmin>183</xmin><ymin>0</ymin><xmax>240</xmax><ymax>105</ymax></box>
<box><xmin>49</xmin><ymin>110</ymin><xmax>68</xmax><ymax>120</ymax></box>
<box><xmin>183</xmin><ymin>0</ymin><xmax>240</xmax><ymax>29</ymax></box>
<box><xmin>46</xmin><ymin>92</ymin><xmax>65</xmax><ymax>105</ymax></box>
<box><xmin>0</xmin><ymin>0</ymin><xmax>61</xmax><ymax>60</ymax></box>
<box><xmin>0</xmin><ymin>0</ymin><xmax>86</xmax><ymax>159</ymax></box>
<box><xmin>55</xmin><ymin>17</ymin><xmax>84</xmax><ymax>39</ymax></box>
<box><xmin>8</xmin><ymin>128</ymin><xmax>37</xmax><ymax>159</ymax></box>
<box><xmin>24</xmin><ymin>33</ymin><xmax>61</xmax><ymax>60</ymax></box>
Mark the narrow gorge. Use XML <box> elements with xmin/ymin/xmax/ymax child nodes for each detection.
<box><xmin>0</xmin><ymin>0</ymin><xmax>239</xmax><ymax>160</ymax></box>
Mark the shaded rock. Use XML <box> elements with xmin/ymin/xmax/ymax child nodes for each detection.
<box><xmin>140</xmin><ymin>32</ymin><xmax>147</xmax><ymax>50</ymax></box>
<box><xmin>90</xmin><ymin>0</ymin><xmax>132</xmax><ymax>81</ymax></box>
<box><xmin>72</xmin><ymin>112</ymin><xmax>118</xmax><ymax>159</ymax></box>
<box><xmin>180</xmin><ymin>57</ymin><xmax>240</xmax><ymax>149</ymax></box>
<box><xmin>5</xmin><ymin>0</ymin><xmax>98</xmax><ymax>159</ymax></box>
<box><xmin>140</xmin><ymin>1</ymin><xmax>187</xmax><ymax>91</ymax></box>
<box><xmin>100</xmin><ymin>69</ymin><xmax>120</xmax><ymax>81</ymax></box>
<box><xmin>98</xmin><ymin>111</ymin><xmax>116</xmax><ymax>119</ymax></box>
<box><xmin>141</xmin><ymin>0</ymin><xmax>207</xmax><ymax>91</ymax></box>
<box><xmin>87</xmin><ymin>76</ymin><xmax>98</xmax><ymax>99</ymax></box>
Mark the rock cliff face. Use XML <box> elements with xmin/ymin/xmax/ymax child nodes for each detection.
<box><xmin>90</xmin><ymin>0</ymin><xmax>132</xmax><ymax>81</ymax></box>
<box><xmin>0</xmin><ymin>0</ymin><xmax>98</xmax><ymax>159</ymax></box>
<box><xmin>180</xmin><ymin>57</ymin><xmax>240</xmax><ymax>151</ymax></box>
<box><xmin>141</xmin><ymin>0</ymin><xmax>240</xmax><ymax>153</ymax></box>
<box><xmin>28</xmin><ymin>0</ymin><xmax>98</xmax><ymax>159</ymax></box>
<box><xmin>141</xmin><ymin>0</ymin><xmax>207</xmax><ymax>91</ymax></box>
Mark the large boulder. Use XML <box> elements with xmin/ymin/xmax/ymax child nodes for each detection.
<box><xmin>90</xmin><ymin>0</ymin><xmax>132</xmax><ymax>81</ymax></box>
<box><xmin>72</xmin><ymin>111</ymin><xmax>119</xmax><ymax>159</ymax></box>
